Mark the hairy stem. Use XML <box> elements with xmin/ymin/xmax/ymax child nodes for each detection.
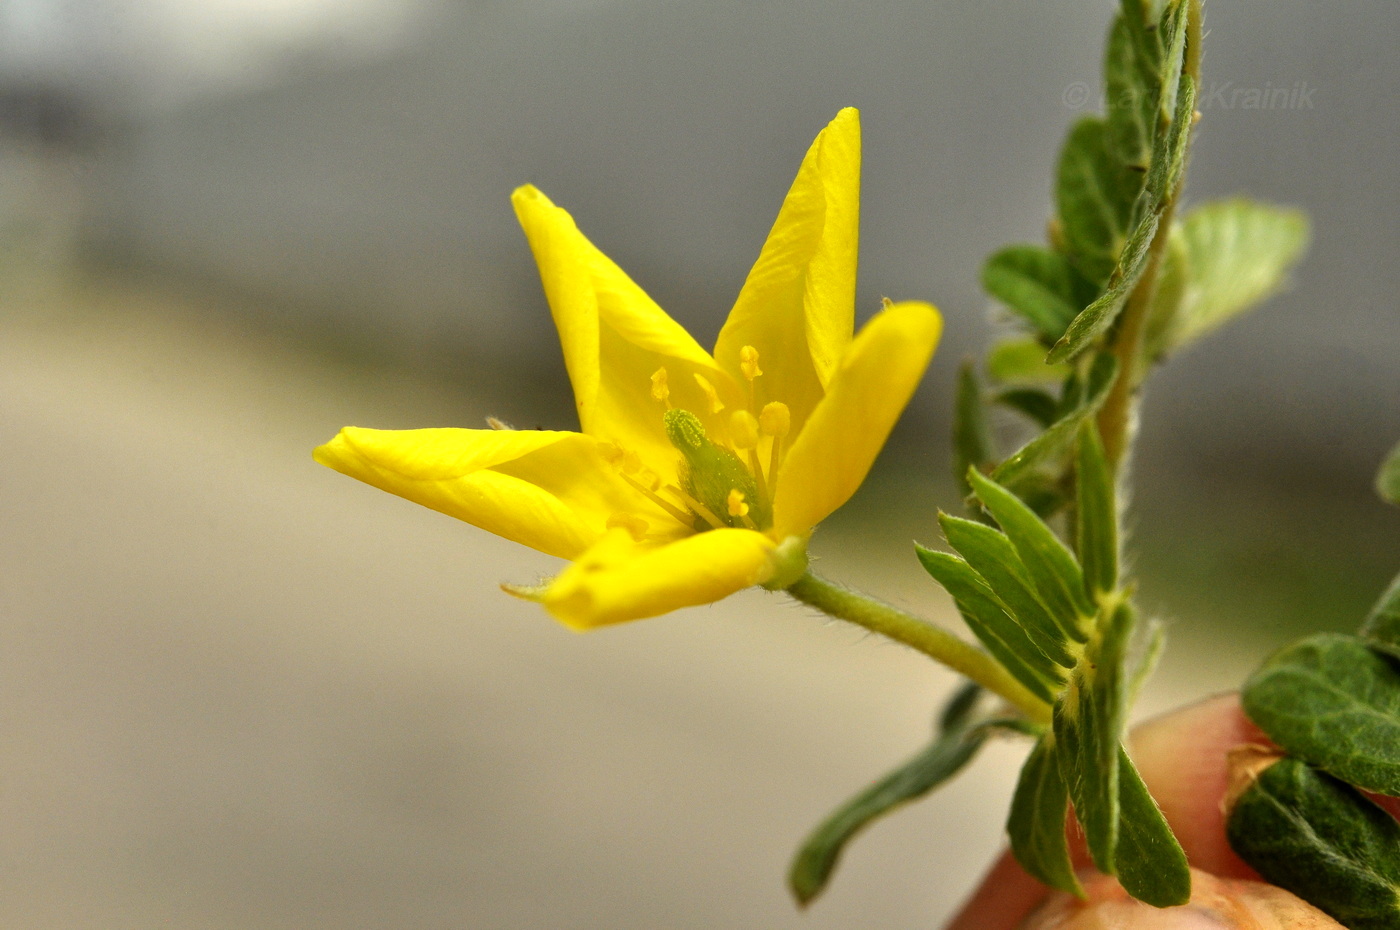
<box><xmin>785</xmin><ymin>572</ymin><xmax>1052</xmax><ymax>724</ymax></box>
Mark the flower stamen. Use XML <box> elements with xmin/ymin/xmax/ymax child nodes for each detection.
<box><xmin>728</xmin><ymin>489</ymin><xmax>759</xmax><ymax>531</ymax></box>
<box><xmin>739</xmin><ymin>345</ymin><xmax>762</xmax><ymax>412</ymax></box>
<box><xmin>650</xmin><ymin>367</ymin><xmax>672</xmax><ymax>408</ymax></box>
<box><xmin>759</xmin><ymin>401</ymin><xmax>791</xmax><ymax>495</ymax></box>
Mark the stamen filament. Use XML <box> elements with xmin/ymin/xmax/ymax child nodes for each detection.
<box><xmin>747</xmin><ymin>448</ymin><xmax>768</xmax><ymax>501</ymax></box>
<box><xmin>666</xmin><ymin>484</ymin><xmax>726</xmax><ymax>530</ymax></box>
<box><xmin>619</xmin><ymin>472</ymin><xmax>694</xmax><ymax>527</ymax></box>
<box><xmin>766</xmin><ymin>434</ymin><xmax>782</xmax><ymax>497</ymax></box>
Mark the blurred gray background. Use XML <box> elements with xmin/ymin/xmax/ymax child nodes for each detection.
<box><xmin>2</xmin><ymin>0</ymin><xmax>1397</xmax><ymax>927</ymax></box>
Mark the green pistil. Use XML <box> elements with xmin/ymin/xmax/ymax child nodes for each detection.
<box><xmin>663</xmin><ymin>408</ymin><xmax>772</xmax><ymax>531</ymax></box>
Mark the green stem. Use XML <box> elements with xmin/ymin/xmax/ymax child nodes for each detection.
<box><xmin>785</xmin><ymin>572</ymin><xmax>1052</xmax><ymax>724</ymax></box>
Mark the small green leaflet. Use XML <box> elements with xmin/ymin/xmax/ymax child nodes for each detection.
<box><xmin>915</xmin><ymin>548</ymin><xmax>1062</xmax><ymax>701</ymax></box>
<box><xmin>1045</xmin><ymin>212</ymin><xmax>1159</xmax><ymax>364</ymax></box>
<box><xmin>1103</xmin><ymin>1</ymin><xmax>1165</xmax><ymax>171</ymax></box>
<box><xmin>939</xmin><ymin>513</ymin><xmax>1077</xmax><ymax>665</ymax></box>
<box><xmin>1048</xmin><ymin>3</ymin><xmax>1194</xmax><ymax>365</ymax></box>
<box><xmin>1227</xmin><ymin>757</ymin><xmax>1400</xmax><ymax>930</ymax></box>
<box><xmin>1053</xmin><ymin>601</ymin><xmax>1134</xmax><ymax>872</ymax></box>
<box><xmin>1008</xmin><ymin>735</ymin><xmax>1082</xmax><ymax>897</ymax></box>
<box><xmin>968</xmin><ymin>469</ymin><xmax>1096</xmax><ymax>633</ymax></box>
<box><xmin>1151</xmin><ymin>199</ymin><xmax>1310</xmax><ymax>355</ymax></box>
<box><xmin>982</xmin><ymin>247</ymin><xmax>1098</xmax><ymax>341</ymax></box>
<box><xmin>1055</xmin><ymin>117</ymin><xmax>1142</xmax><ymax>285</ymax></box>
<box><xmin>788</xmin><ymin>684</ymin><xmax>998</xmax><ymax>906</ymax></box>
<box><xmin>1361</xmin><ymin>575</ymin><xmax>1400</xmax><ymax>660</ymax></box>
<box><xmin>1114</xmin><ymin>746</ymin><xmax>1190</xmax><ymax>907</ymax></box>
<box><xmin>952</xmin><ymin>360</ymin><xmax>995</xmax><ymax>500</ymax></box>
<box><xmin>1243</xmin><ymin>634</ymin><xmax>1400</xmax><ymax>795</ymax></box>
<box><xmin>1076</xmin><ymin>420</ymin><xmax>1119</xmax><ymax>598</ymax></box>
<box><xmin>987</xmin><ymin>339</ymin><xmax>1072</xmax><ymax>385</ymax></box>
<box><xmin>990</xmin><ymin>353</ymin><xmax>1118</xmax><ymax>496</ymax></box>
<box><xmin>994</xmin><ymin>389</ymin><xmax>1060</xmax><ymax>429</ymax></box>
<box><xmin>1378</xmin><ymin>439</ymin><xmax>1400</xmax><ymax>506</ymax></box>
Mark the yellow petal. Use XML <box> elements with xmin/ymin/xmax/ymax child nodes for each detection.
<box><xmin>712</xmin><ymin>108</ymin><xmax>861</xmax><ymax>436</ymax></box>
<box><xmin>541</xmin><ymin>527</ymin><xmax>776</xmax><ymax>629</ymax></box>
<box><xmin>315</xmin><ymin>427</ymin><xmax>669</xmax><ymax>560</ymax></box>
<box><xmin>512</xmin><ymin>185</ymin><xmax>742</xmax><ymax>470</ymax></box>
<box><xmin>771</xmin><ymin>301</ymin><xmax>942</xmax><ymax>537</ymax></box>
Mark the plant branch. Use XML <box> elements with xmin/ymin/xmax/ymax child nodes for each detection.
<box><xmin>785</xmin><ymin>572</ymin><xmax>1053</xmax><ymax>724</ymax></box>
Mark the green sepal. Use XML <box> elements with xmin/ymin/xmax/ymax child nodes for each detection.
<box><xmin>1115</xmin><ymin>746</ymin><xmax>1191</xmax><ymax>906</ymax></box>
<box><xmin>1056</xmin><ymin>117</ymin><xmax>1142</xmax><ymax>285</ymax></box>
<box><xmin>939</xmin><ymin>513</ymin><xmax>1077</xmax><ymax>666</ymax></box>
<box><xmin>1053</xmin><ymin>600</ymin><xmax>1134</xmax><ymax>873</ymax></box>
<box><xmin>1076</xmin><ymin>420</ymin><xmax>1119</xmax><ymax>598</ymax></box>
<box><xmin>988</xmin><ymin>338</ymin><xmax>1073</xmax><ymax>385</ymax></box>
<box><xmin>990</xmin><ymin>354</ymin><xmax>1118</xmax><ymax>495</ymax></box>
<box><xmin>787</xmin><ymin>683</ymin><xmax>992</xmax><ymax>906</ymax></box>
<box><xmin>969</xmin><ymin>468</ymin><xmax>1096</xmax><ymax>632</ymax></box>
<box><xmin>1378</xmin><ymin>440</ymin><xmax>1400</xmax><ymax>506</ymax></box>
<box><xmin>953</xmin><ymin>360</ymin><xmax>995</xmax><ymax>499</ymax></box>
<box><xmin>1008</xmin><ymin>735</ymin><xmax>1083</xmax><ymax>898</ymax></box>
<box><xmin>993</xmin><ymin>389</ymin><xmax>1061</xmax><ymax>429</ymax></box>
<box><xmin>1227</xmin><ymin>756</ymin><xmax>1400</xmax><ymax>930</ymax></box>
<box><xmin>982</xmin><ymin>247</ymin><xmax>1098</xmax><ymax>341</ymax></box>
<box><xmin>1243</xmin><ymin>633</ymin><xmax>1400</xmax><ymax>795</ymax></box>
<box><xmin>1046</xmin><ymin>210</ymin><xmax>1158</xmax><ymax>364</ymax></box>
<box><xmin>1361</xmin><ymin>574</ymin><xmax>1400</xmax><ymax>659</ymax></box>
<box><xmin>915</xmin><ymin>548</ymin><xmax>1061</xmax><ymax>701</ymax></box>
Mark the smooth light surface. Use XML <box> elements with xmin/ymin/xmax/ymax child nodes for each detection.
<box><xmin>0</xmin><ymin>281</ymin><xmax>1009</xmax><ymax>928</ymax></box>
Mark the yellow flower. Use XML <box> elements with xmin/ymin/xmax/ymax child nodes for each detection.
<box><xmin>315</xmin><ymin>109</ymin><xmax>941</xmax><ymax>629</ymax></box>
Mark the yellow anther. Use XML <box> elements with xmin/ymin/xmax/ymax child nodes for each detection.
<box><xmin>637</xmin><ymin>467</ymin><xmax>662</xmax><ymax>491</ymax></box>
<box><xmin>729</xmin><ymin>410</ymin><xmax>759</xmax><ymax>450</ymax></box>
<box><xmin>694</xmin><ymin>373</ymin><xmax>724</xmax><ymax>414</ymax></box>
<box><xmin>739</xmin><ymin>345</ymin><xmax>763</xmax><ymax>381</ymax></box>
<box><xmin>650</xmin><ymin>367</ymin><xmax>670</xmax><ymax>404</ymax></box>
<box><xmin>606</xmin><ymin>512</ymin><xmax>650</xmax><ymax>541</ymax></box>
<box><xmin>485</xmin><ymin>416</ymin><xmax>514</xmax><ymax>430</ymax></box>
<box><xmin>597</xmin><ymin>440</ymin><xmax>625</xmax><ymax>467</ymax></box>
<box><xmin>759</xmin><ymin>401</ymin><xmax>791</xmax><ymax>438</ymax></box>
<box><xmin>621</xmin><ymin>449</ymin><xmax>643</xmax><ymax>474</ymax></box>
<box><xmin>726</xmin><ymin>489</ymin><xmax>749</xmax><ymax>518</ymax></box>
<box><xmin>881</xmin><ymin>296</ymin><xmax>894</xmax><ymax>311</ymax></box>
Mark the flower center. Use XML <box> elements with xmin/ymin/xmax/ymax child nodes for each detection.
<box><xmin>598</xmin><ymin>345</ymin><xmax>791</xmax><ymax>539</ymax></box>
<box><xmin>656</xmin><ymin>345</ymin><xmax>789</xmax><ymax>534</ymax></box>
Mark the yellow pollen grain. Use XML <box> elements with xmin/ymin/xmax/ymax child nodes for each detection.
<box><xmin>650</xmin><ymin>367</ymin><xmax>670</xmax><ymax>405</ymax></box>
<box><xmin>739</xmin><ymin>345</ymin><xmax>763</xmax><ymax>381</ymax></box>
<box><xmin>726</xmin><ymin>489</ymin><xmax>749</xmax><ymax>518</ymax></box>
<box><xmin>694</xmin><ymin>373</ymin><xmax>724</xmax><ymax>414</ymax></box>
<box><xmin>759</xmin><ymin>401</ymin><xmax>791</xmax><ymax>438</ymax></box>
<box><xmin>729</xmin><ymin>410</ymin><xmax>759</xmax><ymax>450</ymax></box>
